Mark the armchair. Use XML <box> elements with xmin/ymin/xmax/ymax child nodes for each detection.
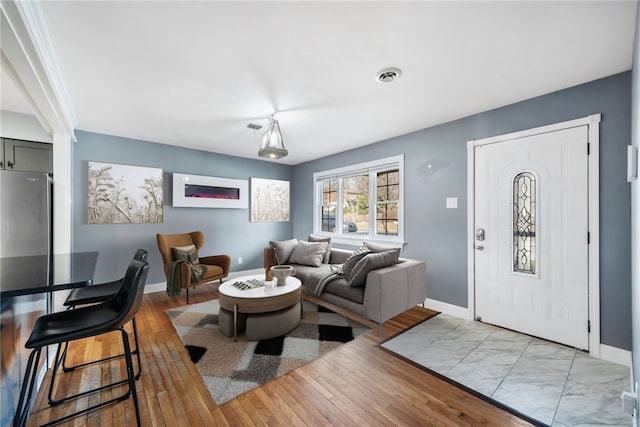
<box><xmin>156</xmin><ymin>231</ymin><xmax>230</xmax><ymax>303</ymax></box>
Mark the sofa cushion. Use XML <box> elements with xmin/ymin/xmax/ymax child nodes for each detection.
<box><xmin>347</xmin><ymin>250</ymin><xmax>400</xmax><ymax>287</ymax></box>
<box><xmin>323</xmin><ymin>277</ymin><xmax>365</xmax><ymax>304</ymax></box>
<box><xmin>288</xmin><ymin>241</ymin><xmax>328</xmax><ymax>267</ymax></box>
<box><xmin>270</xmin><ymin>239</ymin><xmax>299</xmax><ymax>264</ymax></box>
<box><xmin>308</xmin><ymin>235</ymin><xmax>332</xmax><ymax>263</ymax></box>
<box><xmin>172</xmin><ymin>244</ymin><xmax>200</xmax><ymax>265</ymax></box>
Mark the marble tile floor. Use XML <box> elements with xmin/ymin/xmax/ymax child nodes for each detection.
<box><xmin>381</xmin><ymin>313</ymin><xmax>633</xmax><ymax>426</ymax></box>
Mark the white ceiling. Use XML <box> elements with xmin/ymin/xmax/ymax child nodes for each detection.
<box><xmin>1</xmin><ymin>1</ymin><xmax>637</xmax><ymax>165</ymax></box>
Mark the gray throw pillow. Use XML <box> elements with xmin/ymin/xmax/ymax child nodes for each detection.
<box><xmin>364</xmin><ymin>241</ymin><xmax>400</xmax><ymax>253</ymax></box>
<box><xmin>269</xmin><ymin>239</ymin><xmax>299</xmax><ymax>264</ymax></box>
<box><xmin>341</xmin><ymin>246</ymin><xmax>371</xmax><ymax>279</ymax></box>
<box><xmin>347</xmin><ymin>250</ymin><xmax>400</xmax><ymax>287</ymax></box>
<box><xmin>172</xmin><ymin>244</ymin><xmax>200</xmax><ymax>265</ymax></box>
<box><xmin>308</xmin><ymin>235</ymin><xmax>332</xmax><ymax>263</ymax></box>
<box><xmin>288</xmin><ymin>241</ymin><xmax>328</xmax><ymax>267</ymax></box>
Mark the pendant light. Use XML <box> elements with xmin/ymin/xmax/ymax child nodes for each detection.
<box><xmin>258</xmin><ymin>115</ymin><xmax>288</xmax><ymax>159</ymax></box>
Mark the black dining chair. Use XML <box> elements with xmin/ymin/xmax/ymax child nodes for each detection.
<box><xmin>51</xmin><ymin>249</ymin><xmax>148</xmax><ymax>391</ymax></box>
<box><xmin>13</xmin><ymin>259</ymin><xmax>149</xmax><ymax>427</ymax></box>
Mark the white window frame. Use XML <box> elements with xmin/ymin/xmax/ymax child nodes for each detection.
<box><xmin>312</xmin><ymin>154</ymin><xmax>405</xmax><ymax>247</ymax></box>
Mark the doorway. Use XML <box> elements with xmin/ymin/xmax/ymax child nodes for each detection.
<box><xmin>467</xmin><ymin>115</ymin><xmax>601</xmax><ymax>353</ymax></box>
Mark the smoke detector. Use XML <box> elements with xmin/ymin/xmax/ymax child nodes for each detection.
<box><xmin>376</xmin><ymin>67</ymin><xmax>402</xmax><ymax>83</ymax></box>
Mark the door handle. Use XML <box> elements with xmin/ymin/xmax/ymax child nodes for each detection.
<box><xmin>475</xmin><ymin>245</ymin><xmax>484</xmax><ymax>250</ymax></box>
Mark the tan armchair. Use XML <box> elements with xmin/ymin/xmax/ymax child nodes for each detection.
<box><xmin>156</xmin><ymin>231</ymin><xmax>231</xmax><ymax>303</ymax></box>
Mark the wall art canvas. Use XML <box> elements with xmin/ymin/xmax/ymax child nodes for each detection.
<box><xmin>251</xmin><ymin>177</ymin><xmax>290</xmax><ymax>222</ymax></box>
<box><xmin>88</xmin><ymin>161</ymin><xmax>163</xmax><ymax>224</ymax></box>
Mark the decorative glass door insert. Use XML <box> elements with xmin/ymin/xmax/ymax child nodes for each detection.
<box><xmin>513</xmin><ymin>171</ymin><xmax>537</xmax><ymax>275</ymax></box>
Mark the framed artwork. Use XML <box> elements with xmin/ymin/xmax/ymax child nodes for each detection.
<box><xmin>88</xmin><ymin>161</ymin><xmax>163</xmax><ymax>224</ymax></box>
<box><xmin>251</xmin><ymin>177</ymin><xmax>290</xmax><ymax>222</ymax></box>
<box><xmin>172</xmin><ymin>173</ymin><xmax>248</xmax><ymax>209</ymax></box>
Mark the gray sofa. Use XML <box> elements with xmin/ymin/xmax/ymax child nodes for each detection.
<box><xmin>264</xmin><ymin>245</ymin><xmax>427</xmax><ymax>333</ymax></box>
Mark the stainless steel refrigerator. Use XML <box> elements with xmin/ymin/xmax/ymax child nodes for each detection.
<box><xmin>0</xmin><ymin>170</ymin><xmax>52</xmax><ymax>257</ymax></box>
<box><xmin>0</xmin><ymin>170</ymin><xmax>52</xmax><ymax>426</ymax></box>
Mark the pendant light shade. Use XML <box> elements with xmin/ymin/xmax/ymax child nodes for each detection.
<box><xmin>258</xmin><ymin>117</ymin><xmax>288</xmax><ymax>159</ymax></box>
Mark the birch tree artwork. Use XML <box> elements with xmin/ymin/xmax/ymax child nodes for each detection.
<box><xmin>88</xmin><ymin>161</ymin><xmax>163</xmax><ymax>224</ymax></box>
<box><xmin>250</xmin><ymin>178</ymin><xmax>290</xmax><ymax>222</ymax></box>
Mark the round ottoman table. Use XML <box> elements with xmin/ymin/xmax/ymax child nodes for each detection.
<box><xmin>218</xmin><ymin>275</ymin><xmax>302</xmax><ymax>341</ymax></box>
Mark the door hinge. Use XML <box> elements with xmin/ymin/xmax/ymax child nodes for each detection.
<box><xmin>587</xmin><ymin>142</ymin><xmax>590</xmax><ymax>155</ymax></box>
<box><xmin>588</xmin><ymin>320</ymin><xmax>591</xmax><ymax>333</ymax></box>
<box><xmin>588</xmin><ymin>231</ymin><xmax>590</xmax><ymax>244</ymax></box>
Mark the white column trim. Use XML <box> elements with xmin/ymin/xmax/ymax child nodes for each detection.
<box><xmin>52</xmin><ymin>133</ymin><xmax>71</xmax><ymax>254</ymax></box>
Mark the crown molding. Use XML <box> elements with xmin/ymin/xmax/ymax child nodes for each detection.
<box><xmin>1</xmin><ymin>0</ymin><xmax>77</xmax><ymax>140</ymax></box>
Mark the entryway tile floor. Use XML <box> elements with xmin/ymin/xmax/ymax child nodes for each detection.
<box><xmin>381</xmin><ymin>313</ymin><xmax>632</xmax><ymax>426</ymax></box>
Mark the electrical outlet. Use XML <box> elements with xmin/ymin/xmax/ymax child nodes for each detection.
<box><xmin>446</xmin><ymin>197</ymin><xmax>458</xmax><ymax>209</ymax></box>
<box><xmin>238</xmin><ymin>257</ymin><xmax>243</xmax><ymax>265</ymax></box>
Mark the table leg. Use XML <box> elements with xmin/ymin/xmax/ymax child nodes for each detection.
<box><xmin>233</xmin><ymin>304</ymin><xmax>238</xmax><ymax>342</ymax></box>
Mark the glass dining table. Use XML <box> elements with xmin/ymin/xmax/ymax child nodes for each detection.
<box><xmin>0</xmin><ymin>251</ymin><xmax>98</xmax><ymax>426</ymax></box>
<box><xmin>0</xmin><ymin>251</ymin><xmax>98</xmax><ymax>298</ymax></box>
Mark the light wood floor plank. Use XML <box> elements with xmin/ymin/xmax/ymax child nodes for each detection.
<box><xmin>24</xmin><ymin>285</ymin><xmax>532</xmax><ymax>426</ymax></box>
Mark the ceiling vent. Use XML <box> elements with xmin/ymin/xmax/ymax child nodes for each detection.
<box><xmin>376</xmin><ymin>67</ymin><xmax>402</xmax><ymax>83</ymax></box>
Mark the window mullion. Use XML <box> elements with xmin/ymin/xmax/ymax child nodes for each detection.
<box><xmin>337</xmin><ymin>177</ymin><xmax>344</xmax><ymax>234</ymax></box>
<box><xmin>369</xmin><ymin>170</ymin><xmax>376</xmax><ymax>236</ymax></box>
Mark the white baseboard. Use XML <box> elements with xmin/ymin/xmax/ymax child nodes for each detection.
<box><xmin>144</xmin><ymin>282</ymin><xmax>166</xmax><ymax>294</ymax></box>
<box><xmin>424</xmin><ymin>298</ymin><xmax>469</xmax><ymax>319</ymax></box>
<box><xmin>600</xmin><ymin>343</ymin><xmax>632</xmax><ymax>368</ymax></box>
<box><xmin>227</xmin><ymin>268</ymin><xmax>263</xmax><ymax>279</ymax></box>
<box><xmin>143</xmin><ymin>268</ymin><xmax>264</xmax><ymax>295</ymax></box>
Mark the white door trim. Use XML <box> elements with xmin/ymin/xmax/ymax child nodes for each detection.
<box><xmin>467</xmin><ymin>114</ymin><xmax>601</xmax><ymax>356</ymax></box>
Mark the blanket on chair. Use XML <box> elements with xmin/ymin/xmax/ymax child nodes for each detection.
<box><xmin>166</xmin><ymin>260</ymin><xmax>207</xmax><ymax>296</ymax></box>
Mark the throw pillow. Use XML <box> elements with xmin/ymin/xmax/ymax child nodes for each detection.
<box><xmin>308</xmin><ymin>235</ymin><xmax>332</xmax><ymax>263</ymax></box>
<box><xmin>362</xmin><ymin>242</ymin><xmax>401</xmax><ymax>262</ymax></box>
<box><xmin>172</xmin><ymin>244</ymin><xmax>200</xmax><ymax>265</ymax></box>
<box><xmin>269</xmin><ymin>239</ymin><xmax>299</xmax><ymax>264</ymax></box>
<box><xmin>363</xmin><ymin>241</ymin><xmax>399</xmax><ymax>253</ymax></box>
<box><xmin>347</xmin><ymin>250</ymin><xmax>400</xmax><ymax>287</ymax></box>
<box><xmin>341</xmin><ymin>246</ymin><xmax>371</xmax><ymax>279</ymax></box>
<box><xmin>288</xmin><ymin>241</ymin><xmax>328</xmax><ymax>267</ymax></box>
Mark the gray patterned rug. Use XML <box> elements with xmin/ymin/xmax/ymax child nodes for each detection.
<box><xmin>166</xmin><ymin>298</ymin><xmax>369</xmax><ymax>404</ymax></box>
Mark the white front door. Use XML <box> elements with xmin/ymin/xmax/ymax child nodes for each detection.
<box><xmin>474</xmin><ymin>125</ymin><xmax>590</xmax><ymax>350</ymax></box>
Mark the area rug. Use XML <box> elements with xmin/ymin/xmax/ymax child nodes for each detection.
<box><xmin>166</xmin><ymin>299</ymin><xmax>370</xmax><ymax>404</ymax></box>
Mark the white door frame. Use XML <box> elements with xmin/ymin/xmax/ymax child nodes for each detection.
<box><xmin>467</xmin><ymin>114</ymin><xmax>601</xmax><ymax>356</ymax></box>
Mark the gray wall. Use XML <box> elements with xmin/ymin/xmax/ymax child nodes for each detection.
<box><xmin>71</xmin><ymin>130</ymin><xmax>293</xmax><ymax>285</ymax></box>
<box><xmin>293</xmin><ymin>72</ymin><xmax>632</xmax><ymax>350</ymax></box>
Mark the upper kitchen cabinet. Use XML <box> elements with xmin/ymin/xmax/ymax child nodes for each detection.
<box><xmin>1</xmin><ymin>138</ymin><xmax>53</xmax><ymax>174</ymax></box>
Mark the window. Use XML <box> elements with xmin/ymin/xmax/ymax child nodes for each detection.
<box><xmin>314</xmin><ymin>155</ymin><xmax>404</xmax><ymax>244</ymax></box>
<box><xmin>513</xmin><ymin>171</ymin><xmax>537</xmax><ymax>275</ymax></box>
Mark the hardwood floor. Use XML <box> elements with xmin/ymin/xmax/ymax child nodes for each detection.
<box><xmin>25</xmin><ymin>286</ymin><xmax>533</xmax><ymax>426</ymax></box>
